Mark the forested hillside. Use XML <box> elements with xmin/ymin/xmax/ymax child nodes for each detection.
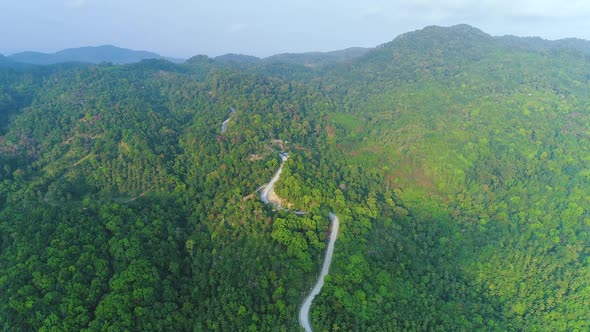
<box><xmin>1</xmin><ymin>25</ymin><xmax>589</xmax><ymax>331</ymax></box>
<box><xmin>305</xmin><ymin>25</ymin><xmax>590</xmax><ymax>331</ymax></box>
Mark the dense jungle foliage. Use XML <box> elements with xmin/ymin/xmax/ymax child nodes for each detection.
<box><xmin>1</xmin><ymin>25</ymin><xmax>589</xmax><ymax>331</ymax></box>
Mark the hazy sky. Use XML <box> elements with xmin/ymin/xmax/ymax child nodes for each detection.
<box><xmin>1</xmin><ymin>0</ymin><xmax>589</xmax><ymax>58</ymax></box>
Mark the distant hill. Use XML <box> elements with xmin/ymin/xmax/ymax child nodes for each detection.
<box><xmin>0</xmin><ymin>54</ymin><xmax>14</xmax><ymax>66</ymax></box>
<box><xmin>8</xmin><ymin>45</ymin><xmax>167</xmax><ymax>65</ymax></box>
<box><xmin>213</xmin><ymin>53</ymin><xmax>260</xmax><ymax>64</ymax></box>
<box><xmin>262</xmin><ymin>47</ymin><xmax>371</xmax><ymax>67</ymax></box>
<box><xmin>0</xmin><ymin>53</ymin><xmax>36</xmax><ymax>70</ymax></box>
<box><xmin>496</xmin><ymin>35</ymin><xmax>590</xmax><ymax>54</ymax></box>
<box><xmin>212</xmin><ymin>47</ymin><xmax>371</xmax><ymax>67</ymax></box>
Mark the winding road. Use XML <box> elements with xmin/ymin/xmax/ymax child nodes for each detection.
<box><xmin>299</xmin><ymin>212</ymin><xmax>339</xmax><ymax>332</ymax></box>
<box><xmin>258</xmin><ymin>152</ymin><xmax>339</xmax><ymax>332</ymax></box>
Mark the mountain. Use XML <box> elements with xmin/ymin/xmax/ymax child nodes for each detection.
<box><xmin>1</xmin><ymin>24</ymin><xmax>589</xmax><ymax>331</ymax></box>
<box><xmin>312</xmin><ymin>25</ymin><xmax>590</xmax><ymax>330</ymax></box>
<box><xmin>8</xmin><ymin>45</ymin><xmax>166</xmax><ymax>65</ymax></box>
<box><xmin>329</xmin><ymin>24</ymin><xmax>496</xmax><ymax>87</ymax></box>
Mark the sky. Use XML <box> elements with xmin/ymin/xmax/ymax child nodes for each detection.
<box><xmin>1</xmin><ymin>0</ymin><xmax>590</xmax><ymax>58</ymax></box>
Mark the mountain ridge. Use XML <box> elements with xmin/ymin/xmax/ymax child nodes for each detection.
<box><xmin>9</xmin><ymin>45</ymin><xmax>167</xmax><ymax>65</ymax></box>
<box><xmin>7</xmin><ymin>24</ymin><xmax>590</xmax><ymax>67</ymax></box>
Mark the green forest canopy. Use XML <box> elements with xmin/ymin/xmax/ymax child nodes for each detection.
<box><xmin>0</xmin><ymin>24</ymin><xmax>589</xmax><ymax>331</ymax></box>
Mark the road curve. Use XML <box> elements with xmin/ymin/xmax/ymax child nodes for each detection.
<box><xmin>221</xmin><ymin>107</ymin><xmax>236</xmax><ymax>134</ymax></box>
<box><xmin>260</xmin><ymin>153</ymin><xmax>288</xmax><ymax>205</ymax></box>
<box><xmin>221</xmin><ymin>118</ymin><xmax>230</xmax><ymax>133</ymax></box>
<box><xmin>298</xmin><ymin>213</ymin><xmax>339</xmax><ymax>332</ymax></box>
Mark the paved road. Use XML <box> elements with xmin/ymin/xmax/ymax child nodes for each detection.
<box><xmin>260</xmin><ymin>153</ymin><xmax>288</xmax><ymax>205</ymax></box>
<box><xmin>221</xmin><ymin>107</ymin><xmax>236</xmax><ymax>134</ymax></box>
<box><xmin>221</xmin><ymin>118</ymin><xmax>230</xmax><ymax>133</ymax></box>
<box><xmin>258</xmin><ymin>152</ymin><xmax>339</xmax><ymax>332</ymax></box>
<box><xmin>298</xmin><ymin>212</ymin><xmax>339</xmax><ymax>332</ymax></box>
